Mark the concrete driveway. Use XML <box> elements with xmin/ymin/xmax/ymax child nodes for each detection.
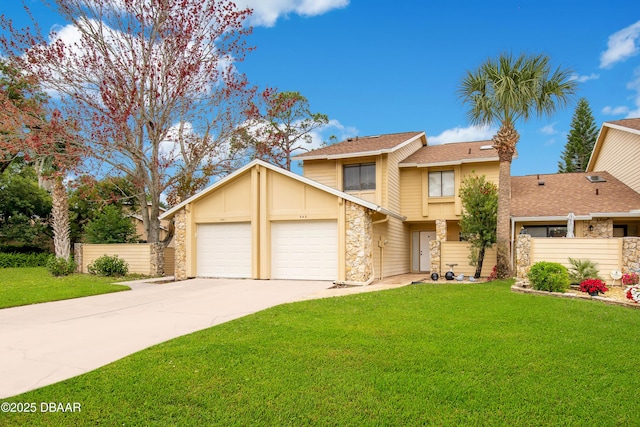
<box><xmin>0</xmin><ymin>278</ymin><xmax>332</xmax><ymax>398</ymax></box>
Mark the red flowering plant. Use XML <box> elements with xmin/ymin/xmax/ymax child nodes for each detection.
<box><xmin>622</xmin><ymin>272</ymin><xmax>639</xmax><ymax>286</ymax></box>
<box><xmin>579</xmin><ymin>278</ymin><xmax>608</xmax><ymax>296</ymax></box>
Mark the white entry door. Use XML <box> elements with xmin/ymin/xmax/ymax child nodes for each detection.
<box><xmin>413</xmin><ymin>231</ymin><xmax>436</xmax><ymax>272</ymax></box>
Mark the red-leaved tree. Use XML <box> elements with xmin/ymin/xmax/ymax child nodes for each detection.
<box><xmin>1</xmin><ymin>0</ymin><xmax>255</xmax><ymax>255</ymax></box>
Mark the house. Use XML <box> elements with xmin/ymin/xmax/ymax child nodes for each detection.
<box><xmin>511</xmin><ymin>171</ymin><xmax>640</xmax><ymax>239</ymax></box>
<box><xmin>161</xmin><ymin>132</ymin><xmax>502</xmax><ymax>281</ymax></box>
<box><xmin>587</xmin><ymin>118</ymin><xmax>640</xmax><ymax>194</ymax></box>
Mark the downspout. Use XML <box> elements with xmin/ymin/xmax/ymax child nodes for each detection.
<box><xmin>510</xmin><ymin>217</ymin><xmax>515</xmax><ymax>272</ymax></box>
<box><xmin>372</xmin><ymin>216</ymin><xmax>389</xmax><ymax>281</ymax></box>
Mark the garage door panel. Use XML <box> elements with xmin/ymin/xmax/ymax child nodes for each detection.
<box><xmin>271</xmin><ymin>221</ymin><xmax>337</xmax><ymax>280</ymax></box>
<box><xmin>197</xmin><ymin>223</ymin><xmax>251</xmax><ymax>278</ymax></box>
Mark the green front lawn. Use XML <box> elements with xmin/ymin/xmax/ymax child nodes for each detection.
<box><xmin>3</xmin><ymin>280</ymin><xmax>639</xmax><ymax>425</ymax></box>
<box><xmin>0</xmin><ymin>267</ymin><xmax>130</xmax><ymax>309</ymax></box>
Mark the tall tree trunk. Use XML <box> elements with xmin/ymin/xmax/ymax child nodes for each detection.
<box><xmin>493</xmin><ymin>122</ymin><xmax>518</xmax><ymax>279</ymax></box>
<box><xmin>475</xmin><ymin>246</ymin><xmax>486</xmax><ymax>279</ymax></box>
<box><xmin>51</xmin><ymin>176</ymin><xmax>71</xmax><ymax>260</ymax></box>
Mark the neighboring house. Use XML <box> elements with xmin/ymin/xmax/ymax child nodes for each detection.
<box><xmin>161</xmin><ymin>132</ymin><xmax>502</xmax><ymax>281</ymax></box>
<box><xmin>586</xmin><ymin>118</ymin><xmax>640</xmax><ymax>194</ymax></box>
<box><xmin>511</xmin><ymin>171</ymin><xmax>640</xmax><ymax>240</ymax></box>
<box><xmin>127</xmin><ymin>205</ymin><xmax>174</xmax><ymax>247</ymax></box>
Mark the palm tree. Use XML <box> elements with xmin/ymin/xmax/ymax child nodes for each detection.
<box><xmin>459</xmin><ymin>53</ymin><xmax>577</xmax><ymax>278</ymax></box>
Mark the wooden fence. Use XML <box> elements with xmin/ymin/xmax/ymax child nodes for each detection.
<box><xmin>440</xmin><ymin>241</ymin><xmax>497</xmax><ymax>277</ymax></box>
<box><xmin>529</xmin><ymin>237</ymin><xmax>622</xmax><ymax>276</ymax></box>
<box><xmin>76</xmin><ymin>243</ymin><xmax>175</xmax><ymax>276</ymax></box>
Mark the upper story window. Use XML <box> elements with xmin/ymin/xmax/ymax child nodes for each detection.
<box><xmin>344</xmin><ymin>163</ymin><xmax>376</xmax><ymax>191</ymax></box>
<box><xmin>428</xmin><ymin>171</ymin><xmax>454</xmax><ymax>197</ymax></box>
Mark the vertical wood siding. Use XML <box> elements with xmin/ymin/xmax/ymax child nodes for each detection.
<box><xmin>530</xmin><ymin>238</ymin><xmax>622</xmax><ymax>276</ymax></box>
<box><xmin>441</xmin><ymin>242</ymin><xmax>497</xmax><ymax>277</ymax></box>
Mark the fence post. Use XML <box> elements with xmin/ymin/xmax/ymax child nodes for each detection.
<box><xmin>74</xmin><ymin>243</ymin><xmax>83</xmax><ymax>273</ymax></box>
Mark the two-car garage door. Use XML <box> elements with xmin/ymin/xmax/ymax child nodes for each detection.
<box><xmin>196</xmin><ymin>221</ymin><xmax>337</xmax><ymax>280</ymax></box>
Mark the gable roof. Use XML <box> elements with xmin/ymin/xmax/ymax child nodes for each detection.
<box><xmin>399</xmin><ymin>140</ymin><xmax>500</xmax><ymax>167</ymax></box>
<box><xmin>586</xmin><ymin>118</ymin><xmax>640</xmax><ymax>171</ymax></box>
<box><xmin>511</xmin><ymin>171</ymin><xmax>640</xmax><ymax>219</ymax></box>
<box><xmin>292</xmin><ymin>131</ymin><xmax>425</xmax><ymax>160</ymax></box>
<box><xmin>160</xmin><ymin>159</ymin><xmax>406</xmax><ymax>221</ymax></box>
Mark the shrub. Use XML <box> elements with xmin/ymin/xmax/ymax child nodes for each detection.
<box><xmin>88</xmin><ymin>254</ymin><xmax>129</xmax><ymax>277</ymax></box>
<box><xmin>567</xmin><ymin>258</ymin><xmax>600</xmax><ymax>284</ymax></box>
<box><xmin>47</xmin><ymin>256</ymin><xmax>77</xmax><ymax>277</ymax></box>
<box><xmin>527</xmin><ymin>261</ymin><xmax>570</xmax><ymax>292</ymax></box>
<box><xmin>0</xmin><ymin>252</ymin><xmax>52</xmax><ymax>268</ymax></box>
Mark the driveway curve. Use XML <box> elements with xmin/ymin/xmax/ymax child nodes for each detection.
<box><xmin>0</xmin><ymin>278</ymin><xmax>331</xmax><ymax>398</ymax></box>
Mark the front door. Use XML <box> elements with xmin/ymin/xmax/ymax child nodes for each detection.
<box><xmin>413</xmin><ymin>231</ymin><xmax>436</xmax><ymax>272</ymax></box>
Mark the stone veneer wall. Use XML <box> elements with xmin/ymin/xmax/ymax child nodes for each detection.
<box><xmin>173</xmin><ymin>208</ymin><xmax>188</xmax><ymax>281</ymax></box>
<box><xmin>430</xmin><ymin>240</ymin><xmax>441</xmax><ymax>275</ymax></box>
<box><xmin>515</xmin><ymin>234</ymin><xmax>532</xmax><ymax>279</ymax></box>
<box><xmin>345</xmin><ymin>201</ymin><xmax>373</xmax><ymax>282</ymax></box>
<box><xmin>436</xmin><ymin>219</ymin><xmax>447</xmax><ymax>242</ymax></box>
<box><xmin>584</xmin><ymin>218</ymin><xmax>613</xmax><ymax>238</ymax></box>
<box><xmin>428</xmin><ymin>219</ymin><xmax>447</xmax><ymax>276</ymax></box>
<box><xmin>149</xmin><ymin>243</ymin><xmax>165</xmax><ymax>277</ymax></box>
<box><xmin>622</xmin><ymin>237</ymin><xmax>640</xmax><ymax>274</ymax></box>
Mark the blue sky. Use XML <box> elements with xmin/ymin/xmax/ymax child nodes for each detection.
<box><xmin>4</xmin><ymin>0</ymin><xmax>640</xmax><ymax>176</ymax></box>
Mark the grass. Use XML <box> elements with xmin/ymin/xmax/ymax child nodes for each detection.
<box><xmin>0</xmin><ymin>267</ymin><xmax>131</xmax><ymax>309</ymax></box>
<box><xmin>2</xmin><ymin>280</ymin><xmax>640</xmax><ymax>426</ymax></box>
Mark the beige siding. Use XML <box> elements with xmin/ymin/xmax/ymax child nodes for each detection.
<box><xmin>192</xmin><ymin>172</ymin><xmax>252</xmax><ymax>222</ymax></box>
<box><xmin>268</xmin><ymin>171</ymin><xmax>339</xmax><ymax>220</ymax></box>
<box><xmin>441</xmin><ymin>242</ymin><xmax>497</xmax><ymax>277</ymax></box>
<box><xmin>399</xmin><ymin>161</ymin><xmax>500</xmax><ymax>222</ymax></box>
<box><xmin>301</xmin><ymin>159</ymin><xmax>338</xmax><ymax>188</ymax></box>
<box><xmin>81</xmin><ymin>244</ymin><xmax>152</xmax><ymax>275</ymax></box>
<box><xmin>373</xmin><ymin>217</ymin><xmax>411</xmax><ymax>278</ymax></box>
<box><xmin>591</xmin><ymin>128</ymin><xmax>640</xmax><ymax>193</ymax></box>
<box><xmin>530</xmin><ymin>238</ymin><xmax>622</xmax><ymax>276</ymax></box>
<box><xmin>385</xmin><ymin>138</ymin><xmax>425</xmax><ymax>211</ymax></box>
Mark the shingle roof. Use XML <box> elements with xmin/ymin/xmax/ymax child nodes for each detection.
<box><xmin>606</xmin><ymin>118</ymin><xmax>640</xmax><ymax>132</ymax></box>
<box><xmin>399</xmin><ymin>140</ymin><xmax>499</xmax><ymax>166</ymax></box>
<box><xmin>293</xmin><ymin>131</ymin><xmax>424</xmax><ymax>159</ymax></box>
<box><xmin>510</xmin><ymin>171</ymin><xmax>640</xmax><ymax>217</ymax></box>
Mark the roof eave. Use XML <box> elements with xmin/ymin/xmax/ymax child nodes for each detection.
<box><xmin>399</xmin><ymin>157</ymin><xmax>500</xmax><ymax>168</ymax></box>
<box><xmin>293</xmin><ymin>132</ymin><xmax>425</xmax><ymax>161</ymax></box>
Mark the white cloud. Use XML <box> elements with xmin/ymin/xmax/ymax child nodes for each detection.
<box><xmin>569</xmin><ymin>73</ymin><xmax>600</xmax><ymax>83</ymax></box>
<box><xmin>239</xmin><ymin>0</ymin><xmax>349</xmax><ymax>27</ymax></box>
<box><xmin>428</xmin><ymin>125</ymin><xmax>497</xmax><ymax>145</ymax></box>
<box><xmin>540</xmin><ymin>123</ymin><xmax>558</xmax><ymax>135</ymax></box>
<box><xmin>602</xmin><ymin>105</ymin><xmax>630</xmax><ymax>115</ymax></box>
<box><xmin>602</xmin><ymin>66</ymin><xmax>640</xmax><ymax>118</ymax></box>
<box><xmin>600</xmin><ymin>20</ymin><xmax>640</xmax><ymax>68</ymax></box>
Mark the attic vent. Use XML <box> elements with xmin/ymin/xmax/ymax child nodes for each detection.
<box><xmin>538</xmin><ymin>180</ymin><xmax>545</xmax><ymax>186</ymax></box>
<box><xmin>586</xmin><ymin>175</ymin><xmax>606</xmax><ymax>183</ymax></box>
<box><xmin>480</xmin><ymin>145</ymin><xmax>493</xmax><ymax>150</ymax></box>
<box><xmin>367</xmin><ymin>135</ymin><xmax>381</xmax><ymax>139</ymax></box>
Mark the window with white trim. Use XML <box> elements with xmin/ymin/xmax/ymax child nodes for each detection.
<box><xmin>428</xmin><ymin>171</ymin><xmax>454</xmax><ymax>197</ymax></box>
